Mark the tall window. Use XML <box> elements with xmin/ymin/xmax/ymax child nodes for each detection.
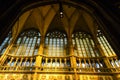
<box><xmin>72</xmin><ymin>32</ymin><xmax>100</xmax><ymax>57</ymax></box>
<box><xmin>97</xmin><ymin>30</ymin><xmax>120</xmax><ymax>68</ymax></box>
<box><xmin>9</xmin><ymin>30</ymin><xmax>41</xmax><ymax>56</ymax></box>
<box><xmin>0</xmin><ymin>31</ymin><xmax>12</xmax><ymax>56</ymax></box>
<box><xmin>44</xmin><ymin>31</ymin><xmax>67</xmax><ymax>56</ymax></box>
<box><xmin>97</xmin><ymin>30</ymin><xmax>116</xmax><ymax>57</ymax></box>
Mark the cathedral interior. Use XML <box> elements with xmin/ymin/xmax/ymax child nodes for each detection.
<box><xmin>0</xmin><ymin>0</ymin><xmax>120</xmax><ymax>80</ymax></box>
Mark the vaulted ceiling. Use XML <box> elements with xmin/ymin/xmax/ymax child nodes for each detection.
<box><xmin>0</xmin><ymin>0</ymin><xmax>120</xmax><ymax>56</ymax></box>
<box><xmin>12</xmin><ymin>4</ymin><xmax>97</xmax><ymax>38</ymax></box>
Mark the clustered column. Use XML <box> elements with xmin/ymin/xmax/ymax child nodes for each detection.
<box><xmin>68</xmin><ymin>36</ymin><xmax>78</xmax><ymax>80</ymax></box>
<box><xmin>34</xmin><ymin>36</ymin><xmax>44</xmax><ymax>80</ymax></box>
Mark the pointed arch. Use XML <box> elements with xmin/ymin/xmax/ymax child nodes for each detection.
<box><xmin>10</xmin><ymin>29</ymin><xmax>41</xmax><ymax>56</ymax></box>
<box><xmin>44</xmin><ymin>31</ymin><xmax>67</xmax><ymax>56</ymax></box>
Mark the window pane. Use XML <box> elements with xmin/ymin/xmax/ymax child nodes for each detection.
<box><xmin>45</xmin><ymin>31</ymin><xmax>67</xmax><ymax>56</ymax></box>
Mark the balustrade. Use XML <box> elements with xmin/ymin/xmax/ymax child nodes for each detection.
<box><xmin>41</xmin><ymin>57</ymin><xmax>71</xmax><ymax>71</ymax></box>
<box><xmin>75</xmin><ymin>57</ymin><xmax>120</xmax><ymax>73</ymax></box>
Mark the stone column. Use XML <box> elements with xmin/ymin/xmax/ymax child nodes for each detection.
<box><xmin>34</xmin><ymin>36</ymin><xmax>44</xmax><ymax>80</ymax></box>
<box><xmin>68</xmin><ymin>36</ymin><xmax>78</xmax><ymax>80</ymax></box>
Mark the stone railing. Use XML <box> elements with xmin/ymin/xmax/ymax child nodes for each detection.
<box><xmin>0</xmin><ymin>66</ymin><xmax>119</xmax><ymax>74</ymax></box>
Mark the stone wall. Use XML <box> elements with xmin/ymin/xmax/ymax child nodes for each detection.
<box><xmin>0</xmin><ymin>73</ymin><xmax>115</xmax><ymax>80</ymax></box>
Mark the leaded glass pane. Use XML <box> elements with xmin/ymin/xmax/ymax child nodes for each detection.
<box><xmin>9</xmin><ymin>30</ymin><xmax>41</xmax><ymax>56</ymax></box>
<box><xmin>0</xmin><ymin>31</ymin><xmax>12</xmax><ymax>56</ymax></box>
<box><xmin>97</xmin><ymin>30</ymin><xmax>116</xmax><ymax>57</ymax></box>
<box><xmin>44</xmin><ymin>31</ymin><xmax>67</xmax><ymax>56</ymax></box>
<box><xmin>72</xmin><ymin>32</ymin><xmax>100</xmax><ymax>57</ymax></box>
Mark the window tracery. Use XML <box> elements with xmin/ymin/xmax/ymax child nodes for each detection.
<box><xmin>42</xmin><ymin>31</ymin><xmax>70</xmax><ymax>70</ymax></box>
<box><xmin>72</xmin><ymin>32</ymin><xmax>100</xmax><ymax>57</ymax></box>
<box><xmin>0</xmin><ymin>31</ymin><xmax>12</xmax><ymax>56</ymax></box>
<box><xmin>97</xmin><ymin>30</ymin><xmax>120</xmax><ymax>69</ymax></box>
<box><xmin>72</xmin><ymin>32</ymin><xmax>107</xmax><ymax>72</ymax></box>
<box><xmin>97</xmin><ymin>30</ymin><xmax>116</xmax><ymax>57</ymax></box>
<box><xmin>10</xmin><ymin>30</ymin><xmax>41</xmax><ymax>56</ymax></box>
<box><xmin>0</xmin><ymin>29</ymin><xmax>119</xmax><ymax>73</ymax></box>
<box><xmin>44</xmin><ymin>31</ymin><xmax>67</xmax><ymax>56</ymax></box>
<box><xmin>1</xmin><ymin>30</ymin><xmax>40</xmax><ymax>70</ymax></box>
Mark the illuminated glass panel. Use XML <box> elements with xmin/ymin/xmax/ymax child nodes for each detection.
<box><xmin>72</xmin><ymin>32</ymin><xmax>100</xmax><ymax>57</ymax></box>
<box><xmin>0</xmin><ymin>31</ymin><xmax>12</xmax><ymax>56</ymax></box>
<box><xmin>44</xmin><ymin>31</ymin><xmax>67</xmax><ymax>56</ymax></box>
<box><xmin>97</xmin><ymin>30</ymin><xmax>116</xmax><ymax>57</ymax></box>
<box><xmin>9</xmin><ymin>30</ymin><xmax>41</xmax><ymax>56</ymax></box>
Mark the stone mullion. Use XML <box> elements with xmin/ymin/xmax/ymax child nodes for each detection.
<box><xmin>93</xmin><ymin>36</ymin><xmax>113</xmax><ymax>72</ymax></box>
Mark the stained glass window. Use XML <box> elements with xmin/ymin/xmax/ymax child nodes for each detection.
<box><xmin>0</xmin><ymin>31</ymin><xmax>12</xmax><ymax>56</ymax></box>
<box><xmin>72</xmin><ymin>32</ymin><xmax>100</xmax><ymax>57</ymax></box>
<box><xmin>97</xmin><ymin>30</ymin><xmax>116</xmax><ymax>57</ymax></box>
<box><xmin>9</xmin><ymin>30</ymin><xmax>41</xmax><ymax>56</ymax></box>
<box><xmin>44</xmin><ymin>31</ymin><xmax>67</xmax><ymax>56</ymax></box>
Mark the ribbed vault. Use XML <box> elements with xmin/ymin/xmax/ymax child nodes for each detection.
<box><xmin>12</xmin><ymin>3</ymin><xmax>97</xmax><ymax>38</ymax></box>
<box><xmin>0</xmin><ymin>1</ymin><xmax>120</xmax><ymax>80</ymax></box>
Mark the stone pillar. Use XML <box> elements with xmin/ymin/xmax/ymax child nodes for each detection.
<box><xmin>33</xmin><ymin>36</ymin><xmax>44</xmax><ymax>80</ymax></box>
<box><xmin>68</xmin><ymin>36</ymin><xmax>78</xmax><ymax>80</ymax></box>
<box><xmin>36</xmin><ymin>36</ymin><xmax>45</xmax><ymax>66</ymax></box>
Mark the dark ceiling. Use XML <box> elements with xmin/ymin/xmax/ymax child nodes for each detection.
<box><xmin>0</xmin><ymin>0</ymin><xmax>120</xmax><ymax>55</ymax></box>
